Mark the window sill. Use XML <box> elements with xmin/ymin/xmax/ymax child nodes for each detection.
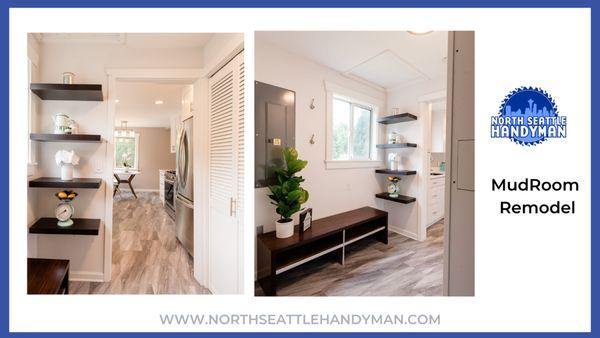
<box><xmin>324</xmin><ymin>160</ymin><xmax>383</xmax><ymax>170</ymax></box>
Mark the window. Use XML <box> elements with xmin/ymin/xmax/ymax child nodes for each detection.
<box><xmin>325</xmin><ymin>81</ymin><xmax>382</xmax><ymax>169</ymax></box>
<box><xmin>114</xmin><ymin>134</ymin><xmax>139</xmax><ymax>170</ymax></box>
<box><xmin>332</xmin><ymin>97</ymin><xmax>373</xmax><ymax>160</ymax></box>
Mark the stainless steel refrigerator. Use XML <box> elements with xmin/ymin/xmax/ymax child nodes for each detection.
<box><xmin>175</xmin><ymin>117</ymin><xmax>194</xmax><ymax>256</ymax></box>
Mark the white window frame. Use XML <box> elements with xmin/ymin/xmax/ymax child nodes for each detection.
<box><xmin>114</xmin><ymin>133</ymin><xmax>140</xmax><ymax>170</ymax></box>
<box><xmin>324</xmin><ymin>81</ymin><xmax>383</xmax><ymax>169</ymax></box>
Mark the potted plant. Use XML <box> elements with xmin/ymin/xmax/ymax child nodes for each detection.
<box><xmin>268</xmin><ymin>147</ymin><xmax>309</xmax><ymax>238</ymax></box>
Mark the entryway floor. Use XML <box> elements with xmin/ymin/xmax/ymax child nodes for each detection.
<box><xmin>70</xmin><ymin>191</ymin><xmax>210</xmax><ymax>294</ymax></box>
<box><xmin>255</xmin><ymin>221</ymin><xmax>444</xmax><ymax>296</ymax></box>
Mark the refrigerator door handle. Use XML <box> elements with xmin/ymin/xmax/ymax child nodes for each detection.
<box><xmin>177</xmin><ymin>195</ymin><xmax>194</xmax><ymax>209</ymax></box>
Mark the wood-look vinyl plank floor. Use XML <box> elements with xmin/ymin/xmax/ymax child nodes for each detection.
<box><xmin>255</xmin><ymin>221</ymin><xmax>444</xmax><ymax>296</ymax></box>
<box><xmin>70</xmin><ymin>192</ymin><xmax>211</xmax><ymax>295</ymax></box>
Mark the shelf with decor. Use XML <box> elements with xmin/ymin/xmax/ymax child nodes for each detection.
<box><xmin>377</xmin><ymin>113</ymin><xmax>417</xmax><ymax>125</ymax></box>
<box><xmin>30</xmin><ymin>133</ymin><xmax>102</xmax><ymax>143</ymax></box>
<box><xmin>375</xmin><ymin>169</ymin><xmax>417</xmax><ymax>176</ymax></box>
<box><xmin>28</xmin><ymin>177</ymin><xmax>103</xmax><ymax>189</ymax></box>
<box><xmin>30</xmin><ymin>83</ymin><xmax>103</xmax><ymax>101</ymax></box>
<box><xmin>375</xmin><ymin>193</ymin><xmax>416</xmax><ymax>204</ymax></box>
<box><xmin>28</xmin><ymin>218</ymin><xmax>100</xmax><ymax>236</ymax></box>
<box><xmin>376</xmin><ymin>143</ymin><xmax>417</xmax><ymax>149</ymax></box>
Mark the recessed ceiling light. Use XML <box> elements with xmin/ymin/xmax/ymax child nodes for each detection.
<box><xmin>155</xmin><ymin>100</ymin><xmax>164</xmax><ymax>105</ymax></box>
<box><xmin>114</xmin><ymin>99</ymin><xmax>120</xmax><ymax>103</ymax></box>
<box><xmin>407</xmin><ymin>30</ymin><xmax>433</xmax><ymax>36</ymax></box>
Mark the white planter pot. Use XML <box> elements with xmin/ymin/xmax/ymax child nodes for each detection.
<box><xmin>276</xmin><ymin>219</ymin><xmax>294</xmax><ymax>238</ymax></box>
<box><xmin>60</xmin><ymin>164</ymin><xmax>73</xmax><ymax>181</ymax></box>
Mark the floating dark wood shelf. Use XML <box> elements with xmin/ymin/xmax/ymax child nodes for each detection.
<box><xmin>30</xmin><ymin>133</ymin><xmax>102</xmax><ymax>143</ymax></box>
<box><xmin>29</xmin><ymin>177</ymin><xmax>103</xmax><ymax>189</ymax></box>
<box><xmin>376</xmin><ymin>143</ymin><xmax>417</xmax><ymax>149</ymax></box>
<box><xmin>375</xmin><ymin>193</ymin><xmax>416</xmax><ymax>204</ymax></box>
<box><xmin>377</xmin><ymin>113</ymin><xmax>417</xmax><ymax>124</ymax></box>
<box><xmin>29</xmin><ymin>218</ymin><xmax>100</xmax><ymax>236</ymax></box>
<box><xmin>30</xmin><ymin>83</ymin><xmax>103</xmax><ymax>101</ymax></box>
<box><xmin>375</xmin><ymin>169</ymin><xmax>417</xmax><ymax>175</ymax></box>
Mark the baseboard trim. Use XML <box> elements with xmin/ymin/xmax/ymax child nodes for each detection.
<box><xmin>70</xmin><ymin>271</ymin><xmax>104</xmax><ymax>282</ymax></box>
<box><xmin>116</xmin><ymin>188</ymin><xmax>159</xmax><ymax>193</ymax></box>
<box><xmin>389</xmin><ymin>226</ymin><xmax>418</xmax><ymax>240</ymax></box>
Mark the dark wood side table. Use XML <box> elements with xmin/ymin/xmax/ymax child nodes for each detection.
<box><xmin>27</xmin><ymin>258</ymin><xmax>70</xmax><ymax>294</ymax></box>
<box><xmin>257</xmin><ymin>207</ymin><xmax>388</xmax><ymax>296</ymax></box>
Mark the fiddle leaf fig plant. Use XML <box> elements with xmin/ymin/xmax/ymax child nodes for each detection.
<box><xmin>268</xmin><ymin>147</ymin><xmax>309</xmax><ymax>222</ymax></box>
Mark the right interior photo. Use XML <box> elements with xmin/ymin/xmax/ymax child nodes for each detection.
<box><xmin>254</xmin><ymin>31</ymin><xmax>474</xmax><ymax>296</ymax></box>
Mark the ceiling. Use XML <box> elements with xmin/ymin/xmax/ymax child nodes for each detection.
<box><xmin>35</xmin><ymin>33</ymin><xmax>213</xmax><ymax>49</ymax></box>
<box><xmin>257</xmin><ymin>31</ymin><xmax>448</xmax><ymax>91</ymax></box>
<box><xmin>115</xmin><ymin>81</ymin><xmax>188</xmax><ymax>128</ymax></box>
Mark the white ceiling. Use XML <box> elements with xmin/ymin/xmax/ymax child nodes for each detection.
<box><xmin>115</xmin><ymin>81</ymin><xmax>188</xmax><ymax>128</ymax></box>
<box><xmin>36</xmin><ymin>33</ymin><xmax>213</xmax><ymax>49</ymax></box>
<box><xmin>257</xmin><ymin>31</ymin><xmax>448</xmax><ymax>90</ymax></box>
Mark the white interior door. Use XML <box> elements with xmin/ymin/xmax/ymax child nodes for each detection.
<box><xmin>208</xmin><ymin>51</ymin><xmax>244</xmax><ymax>294</ymax></box>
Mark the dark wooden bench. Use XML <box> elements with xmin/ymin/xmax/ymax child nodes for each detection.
<box><xmin>257</xmin><ymin>206</ymin><xmax>388</xmax><ymax>296</ymax></box>
<box><xmin>27</xmin><ymin>258</ymin><xmax>70</xmax><ymax>294</ymax></box>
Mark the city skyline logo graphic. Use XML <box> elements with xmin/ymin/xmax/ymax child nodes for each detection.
<box><xmin>490</xmin><ymin>87</ymin><xmax>566</xmax><ymax>146</ymax></box>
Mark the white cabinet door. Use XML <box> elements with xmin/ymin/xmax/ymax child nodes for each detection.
<box><xmin>208</xmin><ymin>51</ymin><xmax>244</xmax><ymax>294</ymax></box>
<box><xmin>170</xmin><ymin>116</ymin><xmax>181</xmax><ymax>153</ymax></box>
<box><xmin>181</xmin><ymin>85</ymin><xmax>194</xmax><ymax>120</ymax></box>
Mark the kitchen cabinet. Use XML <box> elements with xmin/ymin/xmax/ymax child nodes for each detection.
<box><xmin>428</xmin><ymin>175</ymin><xmax>445</xmax><ymax>226</ymax></box>
<box><xmin>181</xmin><ymin>84</ymin><xmax>194</xmax><ymax>121</ymax></box>
<box><xmin>169</xmin><ymin>115</ymin><xmax>181</xmax><ymax>153</ymax></box>
<box><xmin>430</xmin><ymin>108</ymin><xmax>446</xmax><ymax>153</ymax></box>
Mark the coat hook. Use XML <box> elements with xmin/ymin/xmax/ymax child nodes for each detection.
<box><xmin>309</xmin><ymin>98</ymin><xmax>315</xmax><ymax>110</ymax></box>
<box><xmin>309</xmin><ymin>134</ymin><xmax>315</xmax><ymax>145</ymax></box>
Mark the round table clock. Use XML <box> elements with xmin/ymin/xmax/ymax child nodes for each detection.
<box><xmin>55</xmin><ymin>201</ymin><xmax>74</xmax><ymax>227</ymax></box>
<box><xmin>387</xmin><ymin>176</ymin><xmax>401</xmax><ymax>198</ymax></box>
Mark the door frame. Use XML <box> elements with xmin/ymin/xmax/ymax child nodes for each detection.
<box><xmin>103</xmin><ymin>68</ymin><xmax>203</xmax><ymax>283</ymax></box>
<box><xmin>417</xmin><ymin>90</ymin><xmax>447</xmax><ymax>242</ymax></box>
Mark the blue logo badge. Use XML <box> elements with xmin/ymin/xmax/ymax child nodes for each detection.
<box><xmin>491</xmin><ymin>87</ymin><xmax>566</xmax><ymax>146</ymax></box>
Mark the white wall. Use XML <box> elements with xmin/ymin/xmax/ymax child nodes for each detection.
<box><xmin>27</xmin><ymin>34</ymin><xmax>41</xmax><ymax>258</ymax></box>
<box><xmin>202</xmin><ymin>33</ymin><xmax>244</xmax><ymax>76</ymax></box>
<box><xmin>29</xmin><ymin>40</ymin><xmax>203</xmax><ymax>281</ymax></box>
<box><xmin>254</xmin><ymin>38</ymin><xmax>387</xmax><ymax>232</ymax></box>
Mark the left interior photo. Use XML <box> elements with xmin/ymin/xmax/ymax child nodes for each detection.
<box><xmin>26</xmin><ymin>33</ymin><xmax>245</xmax><ymax>294</ymax></box>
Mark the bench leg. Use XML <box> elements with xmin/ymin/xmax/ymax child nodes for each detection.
<box><xmin>259</xmin><ymin>275</ymin><xmax>277</xmax><ymax>296</ymax></box>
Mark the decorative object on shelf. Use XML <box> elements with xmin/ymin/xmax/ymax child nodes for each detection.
<box><xmin>386</xmin><ymin>176</ymin><xmax>401</xmax><ymax>198</ymax></box>
<box><xmin>309</xmin><ymin>98</ymin><xmax>315</xmax><ymax>110</ymax></box>
<box><xmin>298</xmin><ymin>207</ymin><xmax>313</xmax><ymax>235</ymax></box>
<box><xmin>387</xmin><ymin>153</ymin><xmax>399</xmax><ymax>171</ymax></box>
<box><xmin>267</xmin><ymin>147</ymin><xmax>309</xmax><ymax>239</ymax></box>
<box><xmin>388</xmin><ymin>131</ymin><xmax>398</xmax><ymax>144</ymax></box>
<box><xmin>55</xmin><ymin>150</ymin><xmax>80</xmax><ymax>181</ymax></box>
<box><xmin>440</xmin><ymin>161</ymin><xmax>446</xmax><ymax>172</ymax></box>
<box><xmin>52</xmin><ymin>114</ymin><xmax>74</xmax><ymax>134</ymax></box>
<box><xmin>54</xmin><ymin>190</ymin><xmax>78</xmax><ymax>227</ymax></box>
<box><xmin>68</xmin><ymin>120</ymin><xmax>78</xmax><ymax>134</ymax></box>
<box><xmin>62</xmin><ymin>72</ymin><xmax>75</xmax><ymax>84</ymax></box>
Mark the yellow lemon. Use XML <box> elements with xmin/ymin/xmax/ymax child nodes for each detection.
<box><xmin>58</xmin><ymin>192</ymin><xmax>67</xmax><ymax>199</ymax></box>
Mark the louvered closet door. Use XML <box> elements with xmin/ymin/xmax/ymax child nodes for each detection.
<box><xmin>208</xmin><ymin>51</ymin><xmax>244</xmax><ymax>294</ymax></box>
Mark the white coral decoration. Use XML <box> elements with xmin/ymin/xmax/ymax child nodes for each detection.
<box><xmin>55</xmin><ymin>150</ymin><xmax>80</xmax><ymax>166</ymax></box>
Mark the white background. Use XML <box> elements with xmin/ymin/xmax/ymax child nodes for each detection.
<box><xmin>9</xmin><ymin>8</ymin><xmax>590</xmax><ymax>332</ymax></box>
